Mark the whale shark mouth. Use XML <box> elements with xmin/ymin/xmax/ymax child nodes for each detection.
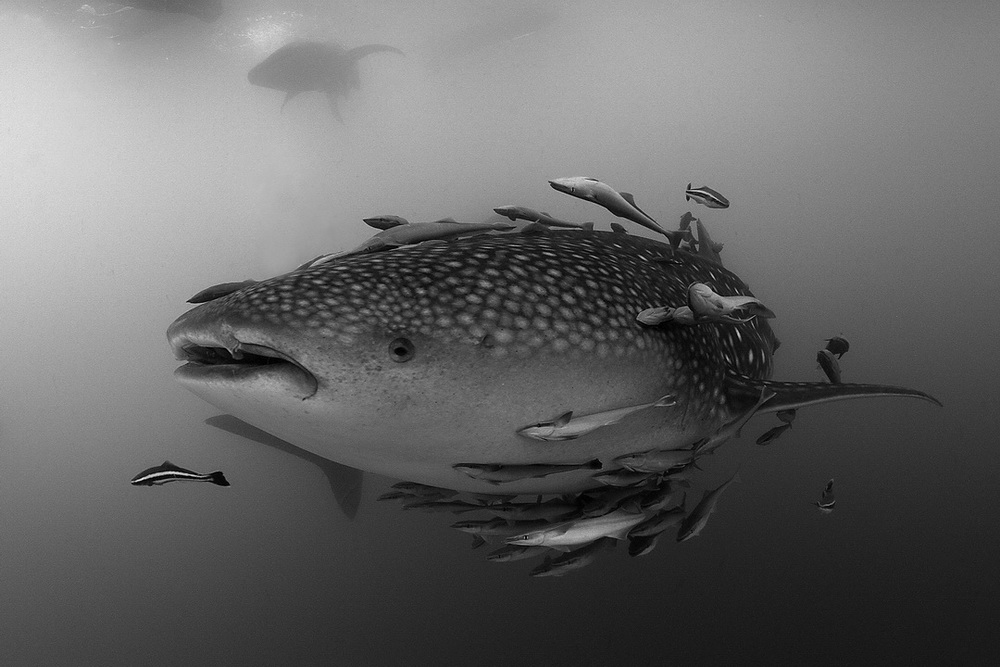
<box><xmin>170</xmin><ymin>331</ymin><xmax>319</xmax><ymax>399</ymax></box>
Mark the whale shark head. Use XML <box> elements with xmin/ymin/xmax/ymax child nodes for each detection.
<box><xmin>168</xmin><ymin>230</ymin><xmax>938</xmax><ymax>493</ymax></box>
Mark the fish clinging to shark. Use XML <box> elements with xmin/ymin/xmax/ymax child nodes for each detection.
<box><xmin>168</xmin><ymin>217</ymin><xmax>941</xmax><ymax>499</ymax></box>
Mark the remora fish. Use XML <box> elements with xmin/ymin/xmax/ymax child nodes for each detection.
<box><xmin>530</xmin><ymin>538</ymin><xmax>615</xmax><ymax>577</ymax></box>
<box><xmin>167</xmin><ymin>229</ymin><xmax>941</xmax><ymax>495</ymax></box>
<box><xmin>187</xmin><ymin>280</ymin><xmax>258</xmax><ymax>304</ymax></box>
<box><xmin>688</xmin><ymin>282</ymin><xmax>775</xmax><ymax>323</ymax></box>
<box><xmin>310</xmin><ymin>219</ymin><xmax>515</xmax><ymax>266</ymax></box>
<box><xmin>517</xmin><ymin>394</ymin><xmax>676</xmax><ymax>441</ymax></box>
<box><xmin>131</xmin><ymin>461</ymin><xmax>229</xmax><ymax>487</ymax></box>
<box><xmin>685</xmin><ymin>183</ymin><xmax>730</xmax><ymax>209</ymax></box>
<box><xmin>548</xmin><ymin>177</ymin><xmax>679</xmax><ymax>241</ymax></box>
<box><xmin>507</xmin><ymin>509</ymin><xmax>646</xmax><ymax>550</ymax></box>
<box><xmin>454</xmin><ymin>459</ymin><xmax>602</xmax><ymax>484</ymax></box>
<box><xmin>677</xmin><ymin>472</ymin><xmax>739</xmax><ymax>542</ymax></box>
<box><xmin>493</xmin><ymin>205</ymin><xmax>593</xmax><ymax>230</ymax></box>
<box><xmin>755</xmin><ymin>422</ymin><xmax>792</xmax><ymax>445</ymax></box>
<box><xmin>248</xmin><ymin>41</ymin><xmax>404</xmax><ymax>119</ymax></box>
<box><xmin>613</xmin><ymin>448</ymin><xmax>698</xmax><ymax>473</ymax></box>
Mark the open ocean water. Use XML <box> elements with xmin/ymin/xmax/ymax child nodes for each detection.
<box><xmin>1</xmin><ymin>1</ymin><xmax>998</xmax><ymax>665</ymax></box>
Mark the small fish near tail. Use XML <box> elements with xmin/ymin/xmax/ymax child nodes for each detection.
<box><xmin>725</xmin><ymin>374</ymin><xmax>942</xmax><ymax>414</ymax></box>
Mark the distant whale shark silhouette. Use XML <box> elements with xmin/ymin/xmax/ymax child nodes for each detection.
<box><xmin>247</xmin><ymin>40</ymin><xmax>404</xmax><ymax>119</ymax></box>
<box><xmin>124</xmin><ymin>0</ymin><xmax>224</xmax><ymax>22</ymax></box>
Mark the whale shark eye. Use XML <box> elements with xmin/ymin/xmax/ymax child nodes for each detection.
<box><xmin>389</xmin><ymin>337</ymin><xmax>415</xmax><ymax>362</ymax></box>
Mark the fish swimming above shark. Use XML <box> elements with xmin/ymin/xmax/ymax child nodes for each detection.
<box><xmin>548</xmin><ymin>177</ymin><xmax>686</xmax><ymax>244</ymax></box>
<box><xmin>167</xmin><ymin>224</ymin><xmax>941</xmax><ymax>496</ymax></box>
<box><xmin>248</xmin><ymin>40</ymin><xmax>404</xmax><ymax>119</ymax></box>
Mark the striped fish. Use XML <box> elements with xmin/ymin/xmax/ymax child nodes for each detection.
<box><xmin>685</xmin><ymin>183</ymin><xmax>730</xmax><ymax>209</ymax></box>
<box><xmin>131</xmin><ymin>461</ymin><xmax>229</xmax><ymax>487</ymax></box>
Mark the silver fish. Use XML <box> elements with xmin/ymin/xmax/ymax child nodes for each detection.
<box><xmin>507</xmin><ymin>509</ymin><xmax>647</xmax><ymax>550</ymax></box>
<box><xmin>486</xmin><ymin>544</ymin><xmax>550</xmax><ymax>562</ymax></box>
<box><xmin>454</xmin><ymin>459</ymin><xmax>602</xmax><ymax>485</ymax></box>
<box><xmin>130</xmin><ymin>460</ymin><xmax>229</xmax><ymax>487</ymax></box>
<box><xmin>517</xmin><ymin>394</ymin><xmax>676</xmax><ymax>441</ymax></box>
<box><xmin>688</xmin><ymin>282</ymin><xmax>775</xmax><ymax>323</ymax></box>
<box><xmin>685</xmin><ymin>183</ymin><xmax>730</xmax><ymax>209</ymax></box>
<box><xmin>529</xmin><ymin>538</ymin><xmax>615</xmax><ymax>576</ymax></box>
<box><xmin>755</xmin><ymin>422</ymin><xmax>792</xmax><ymax>445</ymax></box>
<box><xmin>168</xmin><ymin>229</ymin><xmax>941</xmax><ymax>495</ymax></box>
<box><xmin>677</xmin><ymin>472</ymin><xmax>739</xmax><ymax>542</ymax></box>
<box><xmin>492</xmin><ymin>205</ymin><xmax>593</xmax><ymax>230</ymax></box>
<box><xmin>614</xmin><ymin>448</ymin><xmax>698</xmax><ymax>473</ymax></box>
<box><xmin>548</xmin><ymin>177</ymin><xmax>673</xmax><ymax>239</ymax></box>
<box><xmin>636</xmin><ymin>306</ymin><xmax>697</xmax><ymax>326</ymax></box>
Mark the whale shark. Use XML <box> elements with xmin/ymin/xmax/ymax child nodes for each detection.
<box><xmin>167</xmin><ymin>229</ymin><xmax>940</xmax><ymax>495</ymax></box>
<box><xmin>247</xmin><ymin>40</ymin><xmax>404</xmax><ymax>119</ymax></box>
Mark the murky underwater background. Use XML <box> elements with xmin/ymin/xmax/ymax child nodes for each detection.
<box><xmin>1</xmin><ymin>1</ymin><xmax>998</xmax><ymax>664</ymax></box>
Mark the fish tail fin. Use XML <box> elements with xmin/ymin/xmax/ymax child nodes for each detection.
<box><xmin>654</xmin><ymin>394</ymin><xmax>677</xmax><ymax>408</ymax></box>
<box><xmin>725</xmin><ymin>374</ymin><xmax>941</xmax><ymax>414</ymax></box>
<box><xmin>210</xmin><ymin>472</ymin><xmax>230</xmax><ymax>487</ymax></box>
<box><xmin>585</xmin><ymin>458</ymin><xmax>603</xmax><ymax>470</ymax></box>
<box><xmin>471</xmin><ymin>535</ymin><xmax>486</xmax><ymax>549</ymax></box>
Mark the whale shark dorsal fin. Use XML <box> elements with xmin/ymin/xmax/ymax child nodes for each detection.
<box><xmin>724</xmin><ymin>374</ymin><xmax>942</xmax><ymax>414</ymax></box>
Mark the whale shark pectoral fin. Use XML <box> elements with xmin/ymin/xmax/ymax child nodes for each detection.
<box><xmin>204</xmin><ymin>415</ymin><xmax>364</xmax><ymax>519</ymax></box>
<box><xmin>724</xmin><ymin>374</ymin><xmax>943</xmax><ymax>414</ymax></box>
<box><xmin>324</xmin><ymin>90</ymin><xmax>343</xmax><ymax>122</ymax></box>
<box><xmin>280</xmin><ymin>90</ymin><xmax>300</xmax><ymax>112</ymax></box>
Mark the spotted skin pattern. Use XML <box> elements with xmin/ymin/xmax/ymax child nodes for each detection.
<box><xmin>206</xmin><ymin>232</ymin><xmax>776</xmax><ymax>423</ymax></box>
<box><xmin>170</xmin><ymin>229</ymin><xmax>940</xmax><ymax>493</ymax></box>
